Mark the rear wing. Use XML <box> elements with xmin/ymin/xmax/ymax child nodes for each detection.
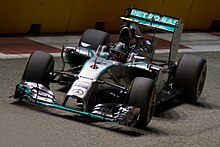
<box><xmin>121</xmin><ymin>8</ymin><xmax>184</xmax><ymax>61</ymax></box>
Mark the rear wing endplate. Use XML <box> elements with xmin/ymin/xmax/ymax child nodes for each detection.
<box><xmin>121</xmin><ymin>8</ymin><xmax>184</xmax><ymax>61</ymax></box>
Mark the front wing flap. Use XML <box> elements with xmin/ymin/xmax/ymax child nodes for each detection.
<box><xmin>92</xmin><ymin>103</ymin><xmax>140</xmax><ymax>126</ymax></box>
<box><xmin>14</xmin><ymin>82</ymin><xmax>56</xmax><ymax>103</ymax></box>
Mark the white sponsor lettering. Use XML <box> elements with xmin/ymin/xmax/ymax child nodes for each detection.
<box><xmin>131</xmin><ymin>9</ymin><xmax>137</xmax><ymax>16</ymax></box>
<box><xmin>148</xmin><ymin>13</ymin><xmax>154</xmax><ymax>20</ymax></box>
<box><xmin>173</xmin><ymin>19</ymin><xmax>179</xmax><ymax>25</ymax></box>
<box><xmin>167</xmin><ymin>19</ymin><xmax>173</xmax><ymax>25</ymax></box>
<box><xmin>131</xmin><ymin>9</ymin><xmax>179</xmax><ymax>26</ymax></box>
<box><xmin>153</xmin><ymin>15</ymin><xmax>161</xmax><ymax>21</ymax></box>
<box><xmin>74</xmin><ymin>81</ymin><xmax>90</xmax><ymax>89</ymax></box>
<box><xmin>161</xmin><ymin>17</ymin><xmax>167</xmax><ymax>23</ymax></box>
<box><xmin>131</xmin><ymin>9</ymin><xmax>148</xmax><ymax>19</ymax></box>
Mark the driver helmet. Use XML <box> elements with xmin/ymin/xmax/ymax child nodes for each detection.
<box><xmin>111</xmin><ymin>42</ymin><xmax>127</xmax><ymax>62</ymax></box>
<box><xmin>119</xmin><ymin>26</ymin><xmax>132</xmax><ymax>44</ymax></box>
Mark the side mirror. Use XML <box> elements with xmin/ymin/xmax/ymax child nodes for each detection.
<box><xmin>134</xmin><ymin>34</ymin><xmax>144</xmax><ymax>40</ymax></box>
<box><xmin>80</xmin><ymin>42</ymin><xmax>91</xmax><ymax>48</ymax></box>
<box><xmin>143</xmin><ymin>40</ymin><xmax>151</xmax><ymax>46</ymax></box>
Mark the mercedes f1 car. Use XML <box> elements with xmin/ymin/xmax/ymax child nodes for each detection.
<box><xmin>12</xmin><ymin>8</ymin><xmax>207</xmax><ymax>128</ymax></box>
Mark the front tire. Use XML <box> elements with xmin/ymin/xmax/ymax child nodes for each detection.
<box><xmin>128</xmin><ymin>77</ymin><xmax>156</xmax><ymax>128</ymax></box>
<box><xmin>22</xmin><ymin>50</ymin><xmax>54</xmax><ymax>87</ymax></box>
<box><xmin>174</xmin><ymin>54</ymin><xmax>207</xmax><ymax>103</ymax></box>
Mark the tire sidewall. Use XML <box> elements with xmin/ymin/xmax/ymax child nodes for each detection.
<box><xmin>22</xmin><ymin>51</ymin><xmax>54</xmax><ymax>87</ymax></box>
<box><xmin>128</xmin><ymin>77</ymin><xmax>156</xmax><ymax>127</ymax></box>
<box><xmin>174</xmin><ymin>54</ymin><xmax>207</xmax><ymax>102</ymax></box>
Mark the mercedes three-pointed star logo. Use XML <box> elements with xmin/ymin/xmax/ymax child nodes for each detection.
<box><xmin>72</xmin><ymin>89</ymin><xmax>84</xmax><ymax>95</ymax></box>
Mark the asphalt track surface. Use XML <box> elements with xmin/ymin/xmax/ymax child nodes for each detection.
<box><xmin>0</xmin><ymin>52</ymin><xmax>220</xmax><ymax>147</ymax></box>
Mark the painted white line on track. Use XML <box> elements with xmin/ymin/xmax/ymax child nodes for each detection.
<box><xmin>0</xmin><ymin>53</ymin><xmax>61</xmax><ymax>59</ymax></box>
<box><xmin>155</xmin><ymin>48</ymin><xmax>220</xmax><ymax>53</ymax></box>
<box><xmin>1</xmin><ymin>49</ymin><xmax>220</xmax><ymax>59</ymax></box>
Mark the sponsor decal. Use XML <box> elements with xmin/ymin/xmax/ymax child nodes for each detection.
<box><xmin>131</xmin><ymin>9</ymin><xmax>149</xmax><ymax>19</ymax></box>
<box><xmin>79</xmin><ymin>76</ymin><xmax>93</xmax><ymax>80</ymax></box>
<box><xmin>130</xmin><ymin>9</ymin><xmax>179</xmax><ymax>26</ymax></box>
<box><xmin>74</xmin><ymin>81</ymin><xmax>90</xmax><ymax>89</ymax></box>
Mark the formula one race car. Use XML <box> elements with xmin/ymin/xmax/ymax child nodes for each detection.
<box><xmin>12</xmin><ymin>8</ymin><xmax>207</xmax><ymax>128</ymax></box>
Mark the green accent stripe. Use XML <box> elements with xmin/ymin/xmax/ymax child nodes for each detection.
<box><xmin>99</xmin><ymin>62</ymin><xmax>122</xmax><ymax>76</ymax></box>
<box><xmin>34</xmin><ymin>100</ymin><xmax>112</xmax><ymax>121</ymax></box>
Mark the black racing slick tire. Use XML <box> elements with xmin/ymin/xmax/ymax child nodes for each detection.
<box><xmin>22</xmin><ymin>50</ymin><xmax>54</xmax><ymax>87</ymax></box>
<box><xmin>78</xmin><ymin>29</ymin><xmax>110</xmax><ymax>50</ymax></box>
<box><xmin>128</xmin><ymin>77</ymin><xmax>156</xmax><ymax>128</ymax></box>
<box><xmin>174</xmin><ymin>54</ymin><xmax>207</xmax><ymax>103</ymax></box>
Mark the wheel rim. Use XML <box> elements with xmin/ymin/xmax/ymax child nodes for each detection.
<box><xmin>196</xmin><ymin>63</ymin><xmax>207</xmax><ymax>99</ymax></box>
<box><xmin>45</xmin><ymin>60</ymin><xmax>54</xmax><ymax>87</ymax></box>
<box><xmin>146</xmin><ymin>88</ymin><xmax>156</xmax><ymax>124</ymax></box>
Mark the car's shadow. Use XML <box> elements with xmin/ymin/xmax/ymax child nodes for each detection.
<box><xmin>190</xmin><ymin>99</ymin><xmax>220</xmax><ymax>110</ymax></box>
<box><xmin>153</xmin><ymin>96</ymin><xmax>220</xmax><ymax>119</ymax></box>
<box><xmin>153</xmin><ymin>98</ymin><xmax>183</xmax><ymax>119</ymax></box>
<box><xmin>11</xmin><ymin>96</ymin><xmax>217</xmax><ymax>137</ymax></box>
<box><xmin>11</xmin><ymin>100</ymin><xmax>169</xmax><ymax>137</ymax></box>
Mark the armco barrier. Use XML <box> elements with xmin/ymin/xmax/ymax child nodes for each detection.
<box><xmin>0</xmin><ymin>0</ymin><xmax>219</xmax><ymax>34</ymax></box>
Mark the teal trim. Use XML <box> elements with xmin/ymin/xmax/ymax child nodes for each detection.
<box><xmin>88</xmin><ymin>48</ymin><xmax>95</xmax><ymax>57</ymax></box>
<box><xmin>81</xmin><ymin>57</ymin><xmax>92</xmax><ymax>71</ymax></box>
<box><xmin>18</xmin><ymin>84</ymin><xmax>31</xmax><ymax>94</ymax></box>
<box><xmin>17</xmin><ymin>83</ymin><xmax>110</xmax><ymax>120</ymax></box>
<box><xmin>80</xmin><ymin>57</ymin><xmax>122</xmax><ymax>77</ymax></box>
<box><xmin>98</xmin><ymin>61</ymin><xmax>122</xmax><ymax>77</ymax></box>
<box><xmin>33</xmin><ymin>100</ymin><xmax>112</xmax><ymax>121</ymax></box>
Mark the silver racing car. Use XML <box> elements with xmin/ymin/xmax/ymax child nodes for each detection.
<box><xmin>12</xmin><ymin>8</ymin><xmax>207</xmax><ymax>128</ymax></box>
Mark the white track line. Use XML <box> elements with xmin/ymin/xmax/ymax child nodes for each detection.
<box><xmin>0</xmin><ymin>53</ymin><xmax>61</xmax><ymax>59</ymax></box>
<box><xmin>1</xmin><ymin>49</ymin><xmax>220</xmax><ymax>59</ymax></box>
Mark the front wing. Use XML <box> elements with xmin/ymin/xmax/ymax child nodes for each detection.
<box><xmin>12</xmin><ymin>82</ymin><xmax>140</xmax><ymax>126</ymax></box>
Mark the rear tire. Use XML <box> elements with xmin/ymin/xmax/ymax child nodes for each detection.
<box><xmin>128</xmin><ymin>77</ymin><xmax>156</xmax><ymax>128</ymax></box>
<box><xmin>174</xmin><ymin>54</ymin><xmax>207</xmax><ymax>103</ymax></box>
<box><xmin>79</xmin><ymin>29</ymin><xmax>110</xmax><ymax>50</ymax></box>
<box><xmin>22</xmin><ymin>50</ymin><xmax>54</xmax><ymax>87</ymax></box>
